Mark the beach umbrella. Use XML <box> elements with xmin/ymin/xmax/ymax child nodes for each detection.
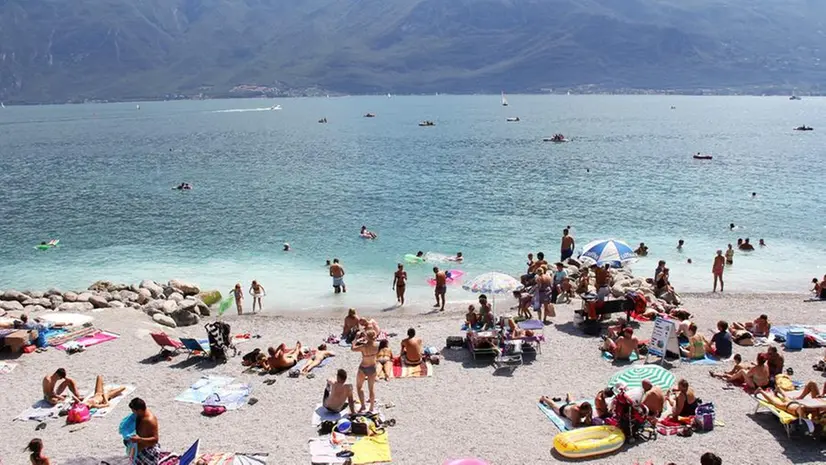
<box><xmin>579</xmin><ymin>239</ymin><xmax>637</xmax><ymax>267</ymax></box>
<box><xmin>462</xmin><ymin>272</ymin><xmax>523</xmax><ymax>313</ymax></box>
<box><xmin>608</xmin><ymin>365</ymin><xmax>675</xmax><ymax>391</ymax></box>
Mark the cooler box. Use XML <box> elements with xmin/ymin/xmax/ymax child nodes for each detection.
<box><xmin>3</xmin><ymin>329</ymin><xmax>37</xmax><ymax>353</ymax></box>
<box><xmin>785</xmin><ymin>328</ymin><xmax>805</xmax><ymax>350</ymax></box>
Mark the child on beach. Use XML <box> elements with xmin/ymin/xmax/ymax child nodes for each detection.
<box><xmin>231</xmin><ymin>283</ymin><xmax>244</xmax><ymax>315</ymax></box>
<box><xmin>26</xmin><ymin>438</ymin><xmax>51</xmax><ymax>465</ymax></box>
<box><xmin>249</xmin><ymin>280</ymin><xmax>266</xmax><ymax>313</ymax></box>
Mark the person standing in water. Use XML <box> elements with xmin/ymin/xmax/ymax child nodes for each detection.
<box><xmin>433</xmin><ymin>267</ymin><xmax>447</xmax><ymax>311</ymax></box>
<box><xmin>677</xmin><ymin>239</ymin><xmax>685</xmax><ymax>251</ymax></box>
<box><xmin>330</xmin><ymin>258</ymin><xmax>346</xmax><ymax>293</ymax></box>
<box><xmin>560</xmin><ymin>228</ymin><xmax>575</xmax><ymax>262</ymax></box>
<box><xmin>392</xmin><ymin>263</ymin><xmax>407</xmax><ymax>305</ymax></box>
<box><xmin>712</xmin><ymin>250</ymin><xmax>725</xmax><ymax>292</ymax></box>
<box><xmin>725</xmin><ymin>244</ymin><xmax>734</xmax><ymax>265</ymax></box>
<box><xmin>231</xmin><ymin>283</ymin><xmax>244</xmax><ymax>315</ymax></box>
<box><xmin>249</xmin><ymin>280</ymin><xmax>266</xmax><ymax>313</ymax></box>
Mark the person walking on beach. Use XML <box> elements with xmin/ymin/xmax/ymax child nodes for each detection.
<box><xmin>433</xmin><ymin>267</ymin><xmax>447</xmax><ymax>311</ymax></box>
<box><xmin>712</xmin><ymin>250</ymin><xmax>725</xmax><ymax>292</ymax></box>
<box><xmin>330</xmin><ymin>258</ymin><xmax>346</xmax><ymax>293</ymax></box>
<box><xmin>725</xmin><ymin>244</ymin><xmax>734</xmax><ymax>265</ymax></box>
<box><xmin>231</xmin><ymin>283</ymin><xmax>244</xmax><ymax>315</ymax></box>
<box><xmin>25</xmin><ymin>438</ymin><xmax>51</xmax><ymax>465</ymax></box>
<box><xmin>249</xmin><ymin>280</ymin><xmax>266</xmax><ymax>313</ymax></box>
<box><xmin>392</xmin><ymin>263</ymin><xmax>407</xmax><ymax>305</ymax></box>
<box><xmin>560</xmin><ymin>228</ymin><xmax>575</xmax><ymax>262</ymax></box>
<box><xmin>127</xmin><ymin>397</ymin><xmax>160</xmax><ymax>465</ymax></box>
<box><xmin>352</xmin><ymin>330</ymin><xmax>379</xmax><ymax>413</ymax></box>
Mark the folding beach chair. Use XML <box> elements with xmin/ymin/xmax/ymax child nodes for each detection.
<box><xmin>151</xmin><ymin>332</ymin><xmax>184</xmax><ymax>355</ymax></box>
<box><xmin>179</xmin><ymin>338</ymin><xmax>209</xmax><ymax>359</ymax></box>
<box><xmin>159</xmin><ymin>439</ymin><xmax>200</xmax><ymax>465</ymax></box>
<box><xmin>754</xmin><ymin>393</ymin><xmax>797</xmax><ymax>438</ymax></box>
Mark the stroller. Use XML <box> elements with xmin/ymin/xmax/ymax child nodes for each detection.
<box><xmin>607</xmin><ymin>384</ymin><xmax>657</xmax><ymax>444</ymax></box>
<box><xmin>205</xmin><ymin>321</ymin><xmax>237</xmax><ymax>363</ymax></box>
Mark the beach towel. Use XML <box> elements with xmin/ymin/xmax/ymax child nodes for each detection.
<box><xmin>391</xmin><ymin>358</ymin><xmax>433</xmax><ymax>378</ymax></box>
<box><xmin>48</xmin><ymin>326</ymin><xmax>98</xmax><ymax>347</ymax></box>
<box><xmin>683</xmin><ymin>355</ymin><xmax>725</xmax><ymax>365</ymax></box>
<box><xmin>308</xmin><ymin>438</ymin><xmax>347</xmax><ymax>465</ymax></box>
<box><xmin>313</xmin><ymin>404</ymin><xmax>350</xmax><ymax>427</ymax></box>
<box><xmin>56</xmin><ymin>330</ymin><xmax>120</xmax><ymax>350</ymax></box>
<box><xmin>295</xmin><ymin>354</ymin><xmax>334</xmax><ymax>372</ymax></box>
<box><xmin>0</xmin><ymin>361</ymin><xmax>17</xmax><ymax>374</ymax></box>
<box><xmin>41</xmin><ymin>327</ymin><xmax>67</xmax><ymax>341</ymax></box>
<box><xmin>88</xmin><ymin>385</ymin><xmax>136</xmax><ymax>417</ymax></box>
<box><xmin>602</xmin><ymin>351</ymin><xmax>640</xmax><ymax>362</ymax></box>
<box><xmin>15</xmin><ymin>399</ymin><xmax>65</xmax><ymax>422</ymax></box>
<box><xmin>537</xmin><ymin>399</ymin><xmax>595</xmax><ymax>432</ymax></box>
<box><xmin>175</xmin><ymin>375</ymin><xmax>235</xmax><ymax>404</ymax></box>
<box><xmin>352</xmin><ymin>432</ymin><xmax>392</xmax><ymax>465</ymax></box>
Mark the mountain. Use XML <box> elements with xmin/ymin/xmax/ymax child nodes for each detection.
<box><xmin>2</xmin><ymin>0</ymin><xmax>826</xmax><ymax>103</ymax></box>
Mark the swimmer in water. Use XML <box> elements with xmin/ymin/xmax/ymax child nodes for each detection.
<box><xmin>677</xmin><ymin>239</ymin><xmax>684</xmax><ymax>251</ymax></box>
<box><xmin>360</xmin><ymin>226</ymin><xmax>377</xmax><ymax>239</ymax></box>
<box><xmin>759</xmin><ymin>239</ymin><xmax>766</xmax><ymax>247</ymax></box>
<box><xmin>325</xmin><ymin>259</ymin><xmax>332</xmax><ymax>268</ymax></box>
<box><xmin>687</xmin><ymin>258</ymin><xmax>693</xmax><ymax>264</ymax></box>
<box><xmin>283</xmin><ymin>243</ymin><xmax>291</xmax><ymax>251</ymax></box>
<box><xmin>415</xmin><ymin>251</ymin><xmax>424</xmax><ymax>259</ymax></box>
<box><xmin>752</xmin><ymin>192</ymin><xmax>757</xmax><ymax>198</ymax></box>
<box><xmin>448</xmin><ymin>252</ymin><xmax>463</xmax><ymax>262</ymax></box>
<box><xmin>730</xmin><ymin>223</ymin><xmax>736</xmax><ymax>230</ymax></box>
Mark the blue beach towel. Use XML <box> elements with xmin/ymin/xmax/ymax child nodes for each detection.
<box><xmin>602</xmin><ymin>351</ymin><xmax>640</xmax><ymax>362</ymax></box>
<box><xmin>683</xmin><ymin>354</ymin><xmax>724</xmax><ymax>365</ymax></box>
<box><xmin>538</xmin><ymin>399</ymin><xmax>595</xmax><ymax>432</ymax></box>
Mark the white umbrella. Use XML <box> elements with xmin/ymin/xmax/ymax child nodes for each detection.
<box><xmin>462</xmin><ymin>272</ymin><xmax>523</xmax><ymax>311</ymax></box>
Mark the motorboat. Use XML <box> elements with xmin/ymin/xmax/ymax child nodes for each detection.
<box><xmin>418</xmin><ymin>120</ymin><xmax>435</xmax><ymax>127</ymax></box>
<box><xmin>506</xmin><ymin>117</ymin><xmax>520</xmax><ymax>122</ymax></box>
<box><xmin>318</xmin><ymin>118</ymin><xmax>328</xmax><ymax>124</ymax></box>
<box><xmin>790</xmin><ymin>95</ymin><xmax>802</xmax><ymax>101</ymax></box>
<box><xmin>543</xmin><ymin>134</ymin><xmax>568</xmax><ymax>143</ymax></box>
<box><xmin>794</xmin><ymin>125</ymin><xmax>813</xmax><ymax>131</ymax></box>
<box><xmin>693</xmin><ymin>153</ymin><xmax>713</xmax><ymax>160</ymax></box>
<box><xmin>364</xmin><ymin>113</ymin><xmax>376</xmax><ymax>118</ymax></box>
<box><xmin>270</xmin><ymin>105</ymin><xmax>282</xmax><ymax>110</ymax></box>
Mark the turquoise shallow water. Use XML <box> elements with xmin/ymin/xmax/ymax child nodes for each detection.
<box><xmin>0</xmin><ymin>95</ymin><xmax>824</xmax><ymax>311</ymax></box>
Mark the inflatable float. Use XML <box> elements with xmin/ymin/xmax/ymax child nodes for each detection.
<box><xmin>360</xmin><ymin>233</ymin><xmax>377</xmax><ymax>239</ymax></box>
<box><xmin>34</xmin><ymin>239</ymin><xmax>59</xmax><ymax>250</ymax></box>
<box><xmin>427</xmin><ymin>270</ymin><xmax>464</xmax><ymax>286</ymax></box>
<box><xmin>404</xmin><ymin>254</ymin><xmax>425</xmax><ymax>264</ymax></box>
<box><xmin>553</xmin><ymin>425</ymin><xmax>625</xmax><ymax>459</ymax></box>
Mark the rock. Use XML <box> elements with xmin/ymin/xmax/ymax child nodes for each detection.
<box><xmin>139</xmin><ymin>280</ymin><xmax>164</xmax><ymax>298</ymax></box>
<box><xmin>169</xmin><ymin>279</ymin><xmax>200</xmax><ymax>296</ymax></box>
<box><xmin>2</xmin><ymin>290</ymin><xmax>28</xmax><ymax>302</ymax></box>
<box><xmin>136</xmin><ymin>289</ymin><xmax>152</xmax><ymax>305</ymax></box>
<box><xmin>152</xmin><ymin>313</ymin><xmax>177</xmax><ymax>328</ymax></box>
<box><xmin>145</xmin><ymin>300</ymin><xmax>166</xmax><ymax>311</ymax></box>
<box><xmin>0</xmin><ymin>300</ymin><xmax>24</xmax><ymax>312</ymax></box>
<box><xmin>89</xmin><ymin>295</ymin><xmax>109</xmax><ymax>309</ymax></box>
<box><xmin>23</xmin><ymin>305</ymin><xmax>46</xmax><ymax>313</ymax></box>
<box><xmin>27</xmin><ymin>290</ymin><xmax>45</xmax><ymax>299</ymax></box>
<box><xmin>108</xmin><ymin>292</ymin><xmax>123</xmax><ymax>302</ymax></box>
<box><xmin>22</xmin><ymin>298</ymin><xmax>51</xmax><ymax>308</ymax></box>
<box><xmin>96</xmin><ymin>291</ymin><xmax>113</xmax><ymax>301</ymax></box>
<box><xmin>119</xmin><ymin>290</ymin><xmax>139</xmax><ymax>302</ymax></box>
<box><xmin>49</xmin><ymin>295</ymin><xmax>64</xmax><ymax>308</ymax></box>
<box><xmin>129</xmin><ymin>284</ymin><xmax>141</xmax><ymax>294</ymax></box>
<box><xmin>196</xmin><ymin>301</ymin><xmax>210</xmax><ymax>316</ymax></box>
<box><xmin>178</xmin><ymin>299</ymin><xmax>198</xmax><ymax>311</ymax></box>
<box><xmin>171</xmin><ymin>308</ymin><xmax>200</xmax><ymax>327</ymax></box>
<box><xmin>112</xmin><ymin>283</ymin><xmax>130</xmax><ymax>292</ymax></box>
<box><xmin>57</xmin><ymin>302</ymin><xmax>94</xmax><ymax>312</ymax></box>
<box><xmin>63</xmin><ymin>291</ymin><xmax>78</xmax><ymax>302</ymax></box>
<box><xmin>168</xmin><ymin>292</ymin><xmax>184</xmax><ymax>303</ymax></box>
<box><xmin>162</xmin><ymin>286</ymin><xmax>181</xmax><ymax>298</ymax></box>
<box><xmin>45</xmin><ymin>288</ymin><xmax>63</xmax><ymax>297</ymax></box>
<box><xmin>109</xmin><ymin>300</ymin><xmax>125</xmax><ymax>309</ymax></box>
<box><xmin>197</xmin><ymin>290</ymin><xmax>222</xmax><ymax>306</ymax></box>
<box><xmin>76</xmin><ymin>292</ymin><xmax>93</xmax><ymax>302</ymax></box>
<box><xmin>88</xmin><ymin>280</ymin><xmax>116</xmax><ymax>292</ymax></box>
<box><xmin>161</xmin><ymin>300</ymin><xmax>178</xmax><ymax>315</ymax></box>
<box><xmin>127</xmin><ymin>302</ymin><xmax>141</xmax><ymax>309</ymax></box>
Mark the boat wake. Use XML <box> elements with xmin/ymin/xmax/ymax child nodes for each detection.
<box><xmin>212</xmin><ymin>107</ymin><xmax>281</xmax><ymax>113</ymax></box>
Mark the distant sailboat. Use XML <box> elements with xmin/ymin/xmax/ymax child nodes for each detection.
<box><xmin>501</xmin><ymin>92</ymin><xmax>508</xmax><ymax>107</ymax></box>
<box><xmin>387</xmin><ymin>93</ymin><xmax>392</xmax><ymax>98</ymax></box>
<box><xmin>0</xmin><ymin>102</ymin><xmax>5</xmax><ymax>109</ymax></box>
<box><xmin>136</xmin><ymin>104</ymin><xmax>140</xmax><ymax>110</ymax></box>
<box><xmin>790</xmin><ymin>88</ymin><xmax>802</xmax><ymax>100</ymax></box>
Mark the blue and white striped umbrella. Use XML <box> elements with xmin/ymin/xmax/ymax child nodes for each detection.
<box><xmin>579</xmin><ymin>239</ymin><xmax>637</xmax><ymax>267</ymax></box>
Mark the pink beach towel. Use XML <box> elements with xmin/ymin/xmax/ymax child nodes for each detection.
<box><xmin>56</xmin><ymin>331</ymin><xmax>120</xmax><ymax>350</ymax></box>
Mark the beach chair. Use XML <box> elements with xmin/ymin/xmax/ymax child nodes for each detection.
<box><xmin>180</xmin><ymin>338</ymin><xmax>209</xmax><ymax>359</ymax></box>
<box><xmin>159</xmin><ymin>439</ymin><xmax>200</xmax><ymax>465</ymax></box>
<box><xmin>753</xmin><ymin>394</ymin><xmax>797</xmax><ymax>438</ymax></box>
<box><xmin>466</xmin><ymin>330</ymin><xmax>500</xmax><ymax>361</ymax></box>
<box><xmin>151</xmin><ymin>332</ymin><xmax>184</xmax><ymax>355</ymax></box>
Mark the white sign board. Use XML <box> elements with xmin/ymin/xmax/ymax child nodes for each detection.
<box><xmin>646</xmin><ymin>317</ymin><xmax>681</xmax><ymax>364</ymax></box>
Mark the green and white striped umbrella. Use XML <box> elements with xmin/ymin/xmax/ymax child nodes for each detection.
<box><xmin>608</xmin><ymin>365</ymin><xmax>675</xmax><ymax>391</ymax></box>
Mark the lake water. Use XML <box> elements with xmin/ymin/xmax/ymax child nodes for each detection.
<box><xmin>0</xmin><ymin>95</ymin><xmax>824</xmax><ymax>312</ymax></box>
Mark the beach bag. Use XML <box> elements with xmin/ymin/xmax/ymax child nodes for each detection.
<box><xmin>446</xmin><ymin>336</ymin><xmax>464</xmax><ymax>348</ymax></box>
<box><xmin>202</xmin><ymin>393</ymin><xmax>226</xmax><ymax>416</ymax></box>
<box><xmin>67</xmin><ymin>403</ymin><xmax>91</xmax><ymax>424</ymax></box>
<box><xmin>318</xmin><ymin>420</ymin><xmax>336</xmax><ymax>435</ymax></box>
<box><xmin>693</xmin><ymin>403</ymin><xmax>715</xmax><ymax>431</ymax></box>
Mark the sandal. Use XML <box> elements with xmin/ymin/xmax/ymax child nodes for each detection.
<box><xmin>306</xmin><ymin>373</ymin><xmax>316</xmax><ymax>379</ymax></box>
<box><xmin>35</xmin><ymin>422</ymin><xmax>46</xmax><ymax>431</ymax></box>
<box><xmin>385</xmin><ymin>418</ymin><xmax>396</xmax><ymax>427</ymax></box>
<box><xmin>263</xmin><ymin>379</ymin><xmax>276</xmax><ymax>385</ymax></box>
<box><xmin>248</xmin><ymin>397</ymin><xmax>259</xmax><ymax>406</ymax></box>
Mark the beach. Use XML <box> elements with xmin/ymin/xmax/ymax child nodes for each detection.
<box><xmin>2</xmin><ymin>292</ymin><xmax>825</xmax><ymax>465</ymax></box>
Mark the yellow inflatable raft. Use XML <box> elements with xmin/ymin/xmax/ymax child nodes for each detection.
<box><xmin>553</xmin><ymin>425</ymin><xmax>625</xmax><ymax>459</ymax></box>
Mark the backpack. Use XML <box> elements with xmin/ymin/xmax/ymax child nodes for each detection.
<box><xmin>67</xmin><ymin>403</ymin><xmax>91</xmax><ymax>424</ymax></box>
<box><xmin>693</xmin><ymin>402</ymin><xmax>715</xmax><ymax>431</ymax></box>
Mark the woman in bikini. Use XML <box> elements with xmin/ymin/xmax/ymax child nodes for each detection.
<box><xmin>249</xmin><ymin>280</ymin><xmax>266</xmax><ymax>313</ymax></box>
<box><xmin>352</xmin><ymin>330</ymin><xmax>379</xmax><ymax>412</ymax></box>
<box><xmin>376</xmin><ymin>339</ymin><xmax>394</xmax><ymax>381</ymax></box>
<box><xmin>84</xmin><ymin>375</ymin><xmax>126</xmax><ymax>409</ymax></box>
<box><xmin>680</xmin><ymin>323</ymin><xmax>706</xmax><ymax>360</ymax></box>
<box><xmin>231</xmin><ymin>283</ymin><xmax>244</xmax><ymax>315</ymax></box>
<box><xmin>392</xmin><ymin>264</ymin><xmax>407</xmax><ymax>305</ymax></box>
<box><xmin>535</xmin><ymin>268</ymin><xmax>555</xmax><ymax>323</ymax></box>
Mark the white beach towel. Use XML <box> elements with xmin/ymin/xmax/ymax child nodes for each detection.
<box><xmin>308</xmin><ymin>438</ymin><xmax>346</xmax><ymax>465</ymax></box>
<box><xmin>175</xmin><ymin>375</ymin><xmax>235</xmax><ymax>404</ymax></box>
<box><xmin>15</xmin><ymin>399</ymin><xmax>65</xmax><ymax>422</ymax></box>
<box><xmin>312</xmin><ymin>404</ymin><xmax>348</xmax><ymax>427</ymax></box>
<box><xmin>89</xmin><ymin>385</ymin><xmax>136</xmax><ymax>417</ymax></box>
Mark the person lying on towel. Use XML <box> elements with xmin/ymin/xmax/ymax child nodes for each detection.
<box><xmin>301</xmin><ymin>344</ymin><xmax>335</xmax><ymax>375</ymax></box>
<box><xmin>84</xmin><ymin>375</ymin><xmax>126</xmax><ymax>409</ymax></box>
<box><xmin>539</xmin><ymin>394</ymin><xmax>593</xmax><ymax>427</ymax></box>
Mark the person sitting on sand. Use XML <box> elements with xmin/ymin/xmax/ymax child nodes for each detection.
<box><xmin>539</xmin><ymin>395</ymin><xmax>593</xmax><ymax>427</ymax></box>
<box><xmin>654</xmin><ymin>267</ymin><xmax>674</xmax><ymax>298</ymax></box>
<box><xmin>719</xmin><ymin>353</ymin><xmax>770</xmax><ymax>389</ymax></box>
<box><xmin>42</xmin><ymin>368</ymin><xmax>81</xmax><ymax>406</ymax></box>
<box><xmin>323</xmin><ymin>369</ymin><xmax>356</xmax><ymax>415</ymax></box>
<box><xmin>84</xmin><ymin>375</ymin><xmax>126</xmax><ymax>409</ymax></box>
<box><xmin>358</xmin><ymin>317</ymin><xmax>380</xmax><ymax>337</ymax></box>
<box><xmin>465</xmin><ymin>305</ymin><xmax>480</xmax><ymax>329</ymax></box>
<box><xmin>731</xmin><ymin>314</ymin><xmax>771</xmax><ymax>337</ymax></box>
<box><xmin>512</xmin><ymin>288</ymin><xmax>534</xmax><ymax>320</ymax></box>
<box><xmin>400</xmin><ymin>328</ymin><xmax>423</xmax><ymax>365</ymax></box>
<box><xmin>576</xmin><ymin>272</ymin><xmax>591</xmax><ymax>295</ymax></box>
<box><xmin>594</xmin><ymin>387</ymin><xmax>615</xmax><ymax>419</ymax></box>
<box><xmin>26</xmin><ymin>438</ymin><xmax>51</xmax><ymax>465</ymax></box>
<box><xmin>607</xmin><ymin>316</ymin><xmax>630</xmax><ymax>339</ymax></box>
<box><xmin>641</xmin><ymin>379</ymin><xmax>665</xmax><ymax>418</ymax></box>
<box><xmin>813</xmin><ymin>278</ymin><xmax>822</xmax><ymax>298</ymax></box>
<box><xmin>680</xmin><ymin>323</ymin><xmax>707</xmax><ymax>360</ymax></box>
<box><xmin>634</xmin><ymin>242</ymin><xmax>649</xmax><ymax>256</ymax></box>
<box><xmin>667</xmin><ymin>379</ymin><xmax>699</xmax><ymax>419</ymax></box>
<box><xmin>764</xmin><ymin>346</ymin><xmax>784</xmax><ymax>378</ymax></box>
<box><xmin>755</xmin><ymin>387</ymin><xmax>826</xmax><ymax>419</ymax></box>
<box><xmin>601</xmin><ymin>327</ymin><xmax>639</xmax><ymax>361</ymax></box>
<box><xmin>376</xmin><ymin>340</ymin><xmax>394</xmax><ymax>381</ymax></box>
<box><xmin>301</xmin><ymin>344</ymin><xmax>335</xmax><ymax>376</ymax></box>
<box><xmin>266</xmin><ymin>342</ymin><xmax>302</xmax><ymax>372</ymax></box>
<box><xmin>477</xmin><ymin>295</ymin><xmax>495</xmax><ymax>329</ymax></box>
<box><xmin>710</xmin><ymin>354</ymin><xmax>750</xmax><ymax>379</ymax></box>
<box><xmin>705</xmin><ymin>321</ymin><xmax>733</xmax><ymax>359</ymax></box>
<box><xmin>342</xmin><ymin>308</ymin><xmax>360</xmax><ymax>342</ymax></box>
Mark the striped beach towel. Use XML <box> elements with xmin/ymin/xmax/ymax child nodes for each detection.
<box><xmin>391</xmin><ymin>357</ymin><xmax>433</xmax><ymax>378</ymax></box>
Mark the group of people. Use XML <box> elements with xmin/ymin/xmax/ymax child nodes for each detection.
<box><xmin>230</xmin><ymin>280</ymin><xmax>267</xmax><ymax>315</ymax></box>
<box><xmin>811</xmin><ymin>274</ymin><xmax>826</xmax><ymax>299</ymax></box>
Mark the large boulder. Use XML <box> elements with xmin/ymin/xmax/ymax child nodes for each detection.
<box><xmin>88</xmin><ymin>280</ymin><xmax>116</xmax><ymax>292</ymax></box>
<box><xmin>45</xmin><ymin>288</ymin><xmax>63</xmax><ymax>297</ymax></box>
<box><xmin>162</xmin><ymin>286</ymin><xmax>181</xmax><ymax>298</ymax></box>
<box><xmin>168</xmin><ymin>279</ymin><xmax>200</xmax><ymax>296</ymax></box>
<box><xmin>196</xmin><ymin>301</ymin><xmax>211</xmax><ymax>317</ymax></box>
<box><xmin>127</xmin><ymin>302</ymin><xmax>141</xmax><ymax>309</ymax></box>
<box><xmin>63</xmin><ymin>291</ymin><xmax>78</xmax><ymax>302</ymax></box>
<box><xmin>26</xmin><ymin>290</ymin><xmax>45</xmax><ymax>299</ymax></box>
<box><xmin>161</xmin><ymin>300</ymin><xmax>178</xmax><ymax>315</ymax></box>
<box><xmin>49</xmin><ymin>295</ymin><xmax>64</xmax><ymax>309</ymax></box>
<box><xmin>57</xmin><ymin>302</ymin><xmax>94</xmax><ymax>312</ymax></box>
<box><xmin>89</xmin><ymin>295</ymin><xmax>109</xmax><ymax>309</ymax></box>
<box><xmin>197</xmin><ymin>290</ymin><xmax>222</xmax><ymax>306</ymax></box>
<box><xmin>23</xmin><ymin>305</ymin><xmax>46</xmax><ymax>313</ymax></box>
<box><xmin>0</xmin><ymin>300</ymin><xmax>24</xmax><ymax>312</ymax></box>
<box><xmin>2</xmin><ymin>290</ymin><xmax>28</xmax><ymax>302</ymax></box>
<box><xmin>178</xmin><ymin>299</ymin><xmax>198</xmax><ymax>313</ymax></box>
<box><xmin>119</xmin><ymin>290</ymin><xmax>139</xmax><ymax>302</ymax></box>
<box><xmin>167</xmin><ymin>292</ymin><xmax>184</xmax><ymax>303</ymax></box>
<box><xmin>109</xmin><ymin>300</ymin><xmax>126</xmax><ymax>309</ymax></box>
<box><xmin>171</xmin><ymin>308</ymin><xmax>199</xmax><ymax>327</ymax></box>
<box><xmin>139</xmin><ymin>280</ymin><xmax>164</xmax><ymax>299</ymax></box>
<box><xmin>96</xmin><ymin>291</ymin><xmax>113</xmax><ymax>301</ymax></box>
<box><xmin>22</xmin><ymin>298</ymin><xmax>52</xmax><ymax>308</ymax></box>
<box><xmin>152</xmin><ymin>313</ymin><xmax>177</xmax><ymax>328</ymax></box>
<box><xmin>112</xmin><ymin>283</ymin><xmax>130</xmax><ymax>292</ymax></box>
<box><xmin>76</xmin><ymin>292</ymin><xmax>93</xmax><ymax>302</ymax></box>
<box><xmin>136</xmin><ymin>288</ymin><xmax>152</xmax><ymax>305</ymax></box>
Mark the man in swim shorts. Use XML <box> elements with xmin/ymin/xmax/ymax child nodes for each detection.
<box><xmin>433</xmin><ymin>267</ymin><xmax>447</xmax><ymax>311</ymax></box>
<box><xmin>400</xmin><ymin>328</ymin><xmax>423</xmax><ymax>365</ymax></box>
<box><xmin>324</xmin><ymin>369</ymin><xmax>356</xmax><ymax>414</ymax></box>
<box><xmin>128</xmin><ymin>398</ymin><xmax>161</xmax><ymax>465</ymax></box>
<box><xmin>560</xmin><ymin>228</ymin><xmax>575</xmax><ymax>261</ymax></box>
<box><xmin>330</xmin><ymin>258</ymin><xmax>346</xmax><ymax>293</ymax></box>
<box><xmin>539</xmin><ymin>394</ymin><xmax>592</xmax><ymax>427</ymax></box>
<box><xmin>42</xmin><ymin>368</ymin><xmax>81</xmax><ymax>406</ymax></box>
<box><xmin>601</xmin><ymin>328</ymin><xmax>639</xmax><ymax>361</ymax></box>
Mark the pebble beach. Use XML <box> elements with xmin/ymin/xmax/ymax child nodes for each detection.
<box><xmin>2</xmin><ymin>292</ymin><xmax>825</xmax><ymax>465</ymax></box>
